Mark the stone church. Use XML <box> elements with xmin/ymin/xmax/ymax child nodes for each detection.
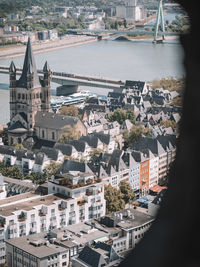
<box><xmin>7</xmin><ymin>38</ymin><xmax>87</xmax><ymax>148</ymax></box>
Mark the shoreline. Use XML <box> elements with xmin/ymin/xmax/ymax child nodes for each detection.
<box><xmin>0</xmin><ymin>35</ymin><xmax>98</xmax><ymax>61</ymax></box>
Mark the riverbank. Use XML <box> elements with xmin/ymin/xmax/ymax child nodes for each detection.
<box><xmin>0</xmin><ymin>35</ymin><xmax>98</xmax><ymax>60</ymax></box>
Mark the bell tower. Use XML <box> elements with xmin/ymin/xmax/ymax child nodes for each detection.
<box><xmin>8</xmin><ymin>37</ymin><xmax>52</xmax><ymax>145</ymax></box>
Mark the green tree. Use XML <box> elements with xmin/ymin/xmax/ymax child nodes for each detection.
<box><xmin>119</xmin><ymin>180</ymin><xmax>135</xmax><ymax>204</ymax></box>
<box><xmin>89</xmin><ymin>148</ymin><xmax>103</xmax><ymax>162</ymax></box>
<box><xmin>0</xmin><ymin>163</ymin><xmax>24</xmax><ymax>180</ymax></box>
<box><xmin>59</xmin><ymin>105</ymin><xmax>79</xmax><ymax>117</ymax></box>
<box><xmin>108</xmin><ymin>109</ymin><xmax>136</xmax><ymax>125</ymax></box>
<box><xmin>25</xmin><ymin>171</ymin><xmax>47</xmax><ymax>184</ymax></box>
<box><xmin>104</xmin><ymin>184</ymin><xmax>125</xmax><ymax>214</ymax></box>
<box><xmin>43</xmin><ymin>161</ymin><xmax>61</xmax><ymax>179</ymax></box>
<box><xmin>123</xmin><ymin>125</ymin><xmax>152</xmax><ymax>148</ymax></box>
<box><xmin>159</xmin><ymin>120</ymin><xmax>177</xmax><ymax>130</ymax></box>
<box><xmin>12</xmin><ymin>142</ymin><xmax>26</xmax><ymax>150</ymax></box>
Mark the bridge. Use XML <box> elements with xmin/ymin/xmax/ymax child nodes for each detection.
<box><xmin>67</xmin><ymin>28</ymin><xmax>180</xmax><ymax>37</ymax></box>
<box><xmin>0</xmin><ymin>65</ymin><xmax>125</xmax><ymax>95</ymax></box>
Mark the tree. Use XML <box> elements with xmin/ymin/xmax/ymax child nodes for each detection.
<box><xmin>159</xmin><ymin>120</ymin><xmax>177</xmax><ymax>130</ymax></box>
<box><xmin>104</xmin><ymin>184</ymin><xmax>125</xmax><ymax>214</ymax></box>
<box><xmin>119</xmin><ymin>180</ymin><xmax>135</xmax><ymax>204</ymax></box>
<box><xmin>25</xmin><ymin>171</ymin><xmax>47</xmax><ymax>184</ymax></box>
<box><xmin>89</xmin><ymin>148</ymin><xmax>103</xmax><ymax>162</ymax></box>
<box><xmin>12</xmin><ymin>142</ymin><xmax>26</xmax><ymax>150</ymax></box>
<box><xmin>0</xmin><ymin>163</ymin><xmax>24</xmax><ymax>180</ymax></box>
<box><xmin>58</xmin><ymin>125</ymin><xmax>80</xmax><ymax>143</ymax></box>
<box><xmin>43</xmin><ymin>161</ymin><xmax>61</xmax><ymax>179</ymax></box>
<box><xmin>108</xmin><ymin>109</ymin><xmax>136</xmax><ymax>125</ymax></box>
<box><xmin>59</xmin><ymin>105</ymin><xmax>79</xmax><ymax>117</ymax></box>
<box><xmin>123</xmin><ymin>125</ymin><xmax>152</xmax><ymax>148</ymax></box>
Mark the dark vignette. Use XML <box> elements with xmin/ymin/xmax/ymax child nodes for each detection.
<box><xmin>119</xmin><ymin>1</ymin><xmax>198</xmax><ymax>266</ymax></box>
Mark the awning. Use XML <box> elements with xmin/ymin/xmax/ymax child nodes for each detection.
<box><xmin>94</xmin><ymin>236</ymin><xmax>109</xmax><ymax>243</ymax></box>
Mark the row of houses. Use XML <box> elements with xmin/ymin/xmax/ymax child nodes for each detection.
<box><xmin>0</xmin><ymin>131</ymin><xmax>118</xmax><ymax>174</ymax></box>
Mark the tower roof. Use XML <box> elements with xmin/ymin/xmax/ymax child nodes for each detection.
<box><xmin>43</xmin><ymin>61</ymin><xmax>51</xmax><ymax>72</ymax></box>
<box><xmin>17</xmin><ymin>37</ymin><xmax>41</xmax><ymax>89</ymax></box>
<box><xmin>9</xmin><ymin>61</ymin><xmax>16</xmax><ymax>73</ymax></box>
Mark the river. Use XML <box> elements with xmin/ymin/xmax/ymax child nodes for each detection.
<box><xmin>0</xmin><ymin>13</ymin><xmax>185</xmax><ymax>125</ymax></box>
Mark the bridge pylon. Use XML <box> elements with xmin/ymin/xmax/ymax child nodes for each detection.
<box><xmin>153</xmin><ymin>0</ymin><xmax>165</xmax><ymax>43</ymax></box>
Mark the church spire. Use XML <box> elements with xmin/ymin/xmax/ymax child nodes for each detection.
<box><xmin>17</xmin><ymin>37</ymin><xmax>41</xmax><ymax>89</ymax></box>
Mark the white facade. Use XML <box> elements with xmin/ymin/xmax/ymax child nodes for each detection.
<box><xmin>0</xmin><ymin>174</ymin><xmax>6</xmax><ymax>200</ymax></box>
<box><xmin>0</xmin><ymin>176</ymin><xmax>106</xmax><ymax>265</ymax></box>
<box><xmin>129</xmin><ymin>156</ymin><xmax>140</xmax><ymax>196</ymax></box>
<box><xmin>149</xmin><ymin>153</ymin><xmax>159</xmax><ymax>189</ymax></box>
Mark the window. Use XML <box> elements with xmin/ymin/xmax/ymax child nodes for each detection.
<box><xmin>62</xmin><ymin>262</ymin><xmax>67</xmax><ymax>266</ymax></box>
<box><xmin>62</xmin><ymin>254</ymin><xmax>67</xmax><ymax>259</ymax></box>
<box><xmin>42</xmin><ymin>130</ymin><xmax>45</xmax><ymax>138</ymax></box>
<box><xmin>52</xmin><ymin>132</ymin><xmax>55</xmax><ymax>140</ymax></box>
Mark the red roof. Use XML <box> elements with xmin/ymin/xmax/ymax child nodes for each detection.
<box><xmin>150</xmin><ymin>185</ymin><xmax>167</xmax><ymax>193</ymax></box>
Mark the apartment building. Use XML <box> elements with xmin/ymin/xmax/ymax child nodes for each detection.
<box><xmin>48</xmin><ymin>172</ymin><xmax>106</xmax><ymax>221</ymax></box>
<box><xmin>99</xmin><ymin>208</ymin><xmax>154</xmax><ymax>251</ymax></box>
<box><xmin>6</xmin><ymin>232</ymin><xmax>69</xmax><ymax>267</ymax></box>
<box><xmin>130</xmin><ymin>136</ymin><xmax>176</xmax><ymax>182</ymax></box>
<box><xmin>129</xmin><ymin>154</ymin><xmax>140</xmax><ymax>198</ymax></box>
<box><xmin>0</xmin><ymin>174</ymin><xmax>106</xmax><ymax>265</ymax></box>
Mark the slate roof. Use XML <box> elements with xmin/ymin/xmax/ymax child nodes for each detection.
<box><xmin>19</xmin><ymin>112</ymin><xmax>28</xmax><ymax>122</ymax></box>
<box><xmin>131</xmin><ymin>137</ymin><xmax>166</xmax><ymax>155</ymax></box>
<box><xmin>0</xmin><ymin>145</ymin><xmax>16</xmax><ymax>156</ymax></box>
<box><xmin>67</xmin><ymin>140</ymin><xmax>87</xmax><ymax>152</ymax></box>
<box><xmin>17</xmin><ymin>37</ymin><xmax>41</xmax><ymax>89</ymax></box>
<box><xmin>93</xmin><ymin>132</ymin><xmax>111</xmax><ymax>145</ymax></box>
<box><xmin>157</xmin><ymin>135</ymin><xmax>176</xmax><ymax>150</ymax></box>
<box><xmin>77</xmin><ymin>246</ymin><xmax>105</xmax><ymax>267</ymax></box>
<box><xmin>108</xmin><ymin>92</ymin><xmax>125</xmax><ymax>99</ymax></box>
<box><xmin>80</xmin><ymin>135</ymin><xmax>99</xmax><ymax>148</ymax></box>
<box><xmin>32</xmin><ymin>139</ymin><xmax>56</xmax><ymax>150</ymax></box>
<box><xmin>95</xmin><ymin>242</ymin><xmax>120</xmax><ymax>262</ymax></box>
<box><xmin>34</xmin><ymin>112</ymin><xmax>80</xmax><ymax>130</ymax></box>
<box><xmin>40</xmin><ymin>146</ymin><xmax>60</xmax><ymax>161</ymax></box>
<box><xmin>125</xmin><ymin>80</ymin><xmax>145</xmax><ymax>91</ymax></box>
<box><xmin>9</xmin><ymin>61</ymin><xmax>16</xmax><ymax>73</ymax></box>
<box><xmin>57</xmin><ymin>159</ymin><xmax>91</xmax><ymax>174</ymax></box>
<box><xmin>0</xmin><ymin>145</ymin><xmax>35</xmax><ymax>160</ymax></box>
<box><xmin>54</xmin><ymin>143</ymin><xmax>75</xmax><ymax>156</ymax></box>
<box><xmin>34</xmin><ymin>152</ymin><xmax>49</xmax><ymax>165</ymax></box>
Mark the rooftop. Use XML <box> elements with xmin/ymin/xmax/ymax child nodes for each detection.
<box><xmin>102</xmin><ymin>209</ymin><xmax>154</xmax><ymax>231</ymax></box>
<box><xmin>0</xmin><ymin>194</ymin><xmax>71</xmax><ymax>217</ymax></box>
<box><xmin>53</xmin><ymin>221</ymin><xmax>109</xmax><ymax>246</ymax></box>
<box><xmin>0</xmin><ymin>192</ymin><xmax>37</xmax><ymax>207</ymax></box>
<box><xmin>6</xmin><ymin>233</ymin><xmax>67</xmax><ymax>258</ymax></box>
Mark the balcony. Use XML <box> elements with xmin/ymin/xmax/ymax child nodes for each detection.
<box><xmin>18</xmin><ymin>217</ymin><xmax>26</xmax><ymax>222</ymax></box>
<box><xmin>39</xmin><ymin>212</ymin><xmax>46</xmax><ymax>217</ymax></box>
<box><xmin>69</xmin><ymin>211</ymin><xmax>76</xmax><ymax>217</ymax></box>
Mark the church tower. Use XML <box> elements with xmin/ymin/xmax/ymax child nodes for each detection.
<box><xmin>8</xmin><ymin>37</ymin><xmax>51</xmax><ymax>145</ymax></box>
